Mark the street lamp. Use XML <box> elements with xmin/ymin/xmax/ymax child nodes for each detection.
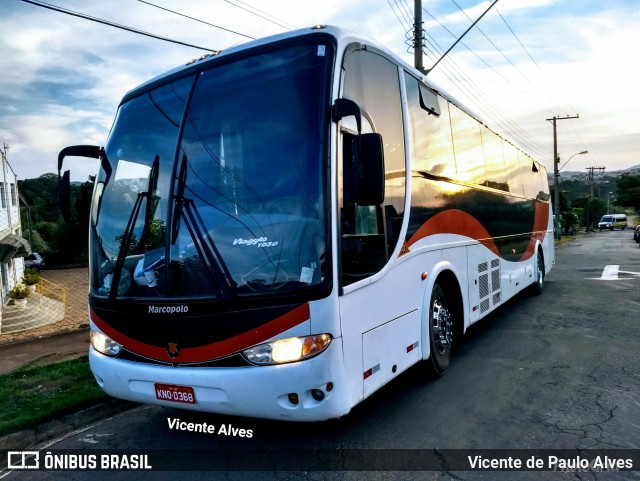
<box><xmin>559</xmin><ymin>150</ymin><xmax>588</xmax><ymax>172</ymax></box>
<box><xmin>554</xmin><ymin>150</ymin><xmax>588</xmax><ymax>239</ymax></box>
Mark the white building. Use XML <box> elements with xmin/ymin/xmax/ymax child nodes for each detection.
<box><xmin>0</xmin><ymin>146</ymin><xmax>30</xmax><ymax>304</ymax></box>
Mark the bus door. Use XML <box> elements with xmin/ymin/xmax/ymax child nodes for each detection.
<box><xmin>337</xmin><ymin>46</ymin><xmax>421</xmax><ymax>401</ymax></box>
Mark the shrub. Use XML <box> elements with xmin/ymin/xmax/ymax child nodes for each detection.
<box><xmin>23</xmin><ymin>268</ymin><xmax>41</xmax><ymax>286</ymax></box>
<box><xmin>8</xmin><ymin>284</ymin><xmax>31</xmax><ymax>300</ymax></box>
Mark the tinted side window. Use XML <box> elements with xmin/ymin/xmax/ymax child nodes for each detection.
<box><xmin>404</xmin><ymin>76</ymin><xmax>456</xmax><ymax>180</ymax></box>
<box><xmin>518</xmin><ymin>151</ymin><xmax>537</xmax><ymax>199</ymax></box>
<box><xmin>481</xmin><ymin>127</ymin><xmax>508</xmax><ymax>192</ymax></box>
<box><xmin>449</xmin><ymin>103</ymin><xmax>486</xmax><ymax>185</ymax></box>
<box><xmin>503</xmin><ymin>141</ymin><xmax>523</xmax><ymax>196</ymax></box>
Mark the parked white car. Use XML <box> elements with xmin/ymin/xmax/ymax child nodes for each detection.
<box><xmin>24</xmin><ymin>252</ymin><xmax>45</xmax><ymax>270</ymax></box>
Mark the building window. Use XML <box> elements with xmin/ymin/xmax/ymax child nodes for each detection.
<box><xmin>10</xmin><ymin>183</ymin><xmax>16</xmax><ymax>206</ymax></box>
<box><xmin>0</xmin><ymin>183</ymin><xmax>5</xmax><ymax>208</ymax></box>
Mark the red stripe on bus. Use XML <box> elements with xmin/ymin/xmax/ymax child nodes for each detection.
<box><xmin>520</xmin><ymin>201</ymin><xmax>550</xmax><ymax>260</ymax></box>
<box><xmin>90</xmin><ymin>303</ymin><xmax>310</xmax><ymax>363</ymax></box>
<box><xmin>405</xmin><ymin>205</ymin><xmax>549</xmax><ymax>261</ymax></box>
<box><xmin>406</xmin><ymin>209</ymin><xmax>499</xmax><ymax>254</ymax></box>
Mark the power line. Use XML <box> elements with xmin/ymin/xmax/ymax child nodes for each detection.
<box><xmin>224</xmin><ymin>0</ymin><xmax>298</xmax><ymax>31</ymax></box>
<box><xmin>386</xmin><ymin>0</ymin><xmax>412</xmax><ymax>32</ymax></box>
<box><xmin>426</xmin><ymin>3</ymin><xmax>585</xmax><ymax>159</ymax></box>
<box><xmin>416</xmin><ymin>13</ymin><xmax>545</xmax><ymax>155</ymax></box>
<box><xmin>490</xmin><ymin>7</ymin><xmax>591</xmax><ymax>160</ymax></box>
<box><xmin>422</xmin><ymin>7</ymin><xmax>515</xmax><ymax>87</ymax></box>
<box><xmin>417</xmin><ymin>4</ymin><xmax>548</xmax><ymax>156</ymax></box>
<box><xmin>394</xmin><ymin>0</ymin><xmax>413</xmax><ymax>27</ymax></box>
<box><xmin>426</xmin><ymin>0</ymin><xmax>500</xmax><ymax>74</ymax></box>
<box><xmin>397</xmin><ymin>0</ymin><xmax>415</xmax><ymax>26</ymax></box>
<box><xmin>137</xmin><ymin>0</ymin><xmax>254</xmax><ymax>39</ymax></box>
<box><xmin>494</xmin><ymin>7</ymin><xmax>539</xmax><ymax>68</ymax></box>
<box><xmin>448</xmin><ymin>0</ymin><xmax>533</xmax><ymax>81</ymax></box>
<box><xmin>20</xmin><ymin>0</ymin><xmax>215</xmax><ymax>51</ymax></box>
<box><xmin>416</xmin><ymin>55</ymin><xmax>545</xmax><ymax>156</ymax></box>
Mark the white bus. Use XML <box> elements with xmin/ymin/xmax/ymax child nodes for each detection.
<box><xmin>59</xmin><ymin>25</ymin><xmax>554</xmax><ymax>421</ymax></box>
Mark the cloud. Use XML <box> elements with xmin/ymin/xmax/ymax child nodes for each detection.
<box><xmin>1</xmin><ymin>0</ymin><xmax>639</xmax><ymax>182</ymax></box>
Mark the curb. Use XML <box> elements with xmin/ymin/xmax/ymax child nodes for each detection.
<box><xmin>0</xmin><ymin>399</ymin><xmax>135</xmax><ymax>450</ymax></box>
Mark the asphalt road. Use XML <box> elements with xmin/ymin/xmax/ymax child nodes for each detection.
<box><xmin>3</xmin><ymin>229</ymin><xmax>639</xmax><ymax>481</ymax></box>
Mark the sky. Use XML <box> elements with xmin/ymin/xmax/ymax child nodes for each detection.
<box><xmin>1</xmin><ymin>0</ymin><xmax>639</xmax><ymax>182</ymax></box>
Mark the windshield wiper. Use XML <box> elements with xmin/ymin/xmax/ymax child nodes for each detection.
<box><xmin>109</xmin><ymin>156</ymin><xmax>159</xmax><ymax>301</ymax></box>
<box><xmin>172</xmin><ymin>154</ymin><xmax>237</xmax><ymax>302</ymax></box>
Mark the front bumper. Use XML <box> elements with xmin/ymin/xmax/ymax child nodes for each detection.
<box><xmin>89</xmin><ymin>338</ymin><xmax>350</xmax><ymax>422</ymax></box>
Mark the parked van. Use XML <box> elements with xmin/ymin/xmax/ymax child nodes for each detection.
<box><xmin>598</xmin><ymin>214</ymin><xmax>627</xmax><ymax>231</ymax></box>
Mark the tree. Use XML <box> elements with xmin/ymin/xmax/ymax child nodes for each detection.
<box><xmin>19</xmin><ymin>173</ymin><xmax>95</xmax><ymax>266</ymax></box>
<box><xmin>586</xmin><ymin>198</ymin><xmax>606</xmax><ymax>228</ymax></box>
<box><xmin>549</xmin><ymin>187</ymin><xmax>571</xmax><ymax>213</ymax></box>
<box><xmin>615</xmin><ymin>174</ymin><xmax>640</xmax><ymax>210</ymax></box>
<box><xmin>28</xmin><ymin>230</ymin><xmax>49</xmax><ymax>253</ymax></box>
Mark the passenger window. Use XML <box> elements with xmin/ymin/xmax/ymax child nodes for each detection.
<box><xmin>404</xmin><ymin>76</ymin><xmax>456</xmax><ymax>180</ymax></box>
<box><xmin>481</xmin><ymin>127</ymin><xmax>508</xmax><ymax>192</ymax></box>
<box><xmin>449</xmin><ymin>103</ymin><xmax>486</xmax><ymax>185</ymax></box>
<box><xmin>503</xmin><ymin>141</ymin><xmax>523</xmax><ymax>196</ymax></box>
<box><xmin>518</xmin><ymin>151</ymin><xmax>536</xmax><ymax>199</ymax></box>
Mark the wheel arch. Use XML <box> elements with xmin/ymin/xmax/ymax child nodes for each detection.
<box><xmin>436</xmin><ymin>269</ymin><xmax>465</xmax><ymax>354</ymax></box>
<box><xmin>530</xmin><ymin>242</ymin><xmax>546</xmax><ymax>295</ymax></box>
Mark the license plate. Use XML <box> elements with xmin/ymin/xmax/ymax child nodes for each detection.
<box><xmin>155</xmin><ymin>383</ymin><xmax>196</xmax><ymax>404</ymax></box>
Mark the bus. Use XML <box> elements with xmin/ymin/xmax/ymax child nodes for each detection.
<box><xmin>58</xmin><ymin>25</ymin><xmax>554</xmax><ymax>422</ymax></box>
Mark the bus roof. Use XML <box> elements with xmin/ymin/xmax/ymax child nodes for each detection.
<box><xmin>118</xmin><ymin>24</ymin><xmax>545</xmax><ymax>173</ymax></box>
<box><xmin>120</xmin><ymin>25</ymin><xmax>395</xmax><ymax>103</ymax></box>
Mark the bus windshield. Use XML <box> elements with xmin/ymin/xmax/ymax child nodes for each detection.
<box><xmin>90</xmin><ymin>41</ymin><xmax>332</xmax><ymax>301</ymax></box>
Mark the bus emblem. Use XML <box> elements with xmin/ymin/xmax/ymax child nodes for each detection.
<box><xmin>167</xmin><ymin>342</ymin><xmax>180</xmax><ymax>358</ymax></box>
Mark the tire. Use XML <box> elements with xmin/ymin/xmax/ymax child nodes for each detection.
<box><xmin>530</xmin><ymin>249</ymin><xmax>545</xmax><ymax>296</ymax></box>
<box><xmin>426</xmin><ymin>282</ymin><xmax>453</xmax><ymax>377</ymax></box>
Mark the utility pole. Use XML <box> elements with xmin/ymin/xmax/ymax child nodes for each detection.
<box><xmin>546</xmin><ymin>115</ymin><xmax>579</xmax><ymax>238</ymax></box>
<box><xmin>585</xmin><ymin>166</ymin><xmax>606</xmax><ymax>231</ymax></box>
<box><xmin>414</xmin><ymin>0</ymin><xmax>424</xmax><ymax>73</ymax></box>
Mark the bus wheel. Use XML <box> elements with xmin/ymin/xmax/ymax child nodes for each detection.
<box><xmin>531</xmin><ymin>249</ymin><xmax>545</xmax><ymax>296</ymax></box>
<box><xmin>427</xmin><ymin>282</ymin><xmax>452</xmax><ymax>376</ymax></box>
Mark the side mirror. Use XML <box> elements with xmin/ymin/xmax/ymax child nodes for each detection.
<box><xmin>357</xmin><ymin>133</ymin><xmax>384</xmax><ymax>206</ymax></box>
<box><xmin>59</xmin><ymin>170</ymin><xmax>71</xmax><ymax>224</ymax></box>
<box><xmin>58</xmin><ymin>145</ymin><xmax>102</xmax><ymax>173</ymax></box>
<box><xmin>333</xmin><ymin>98</ymin><xmax>385</xmax><ymax>206</ymax></box>
<box><xmin>57</xmin><ymin>145</ymin><xmax>107</xmax><ymax>223</ymax></box>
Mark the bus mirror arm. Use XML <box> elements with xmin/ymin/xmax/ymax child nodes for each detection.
<box><xmin>57</xmin><ymin>145</ymin><xmax>110</xmax><ymax>223</ymax></box>
<box><xmin>332</xmin><ymin>98</ymin><xmax>362</xmax><ymax>134</ymax></box>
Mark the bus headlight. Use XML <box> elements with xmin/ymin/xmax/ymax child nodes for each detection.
<box><xmin>242</xmin><ymin>334</ymin><xmax>331</xmax><ymax>365</ymax></box>
<box><xmin>90</xmin><ymin>330</ymin><xmax>122</xmax><ymax>356</ymax></box>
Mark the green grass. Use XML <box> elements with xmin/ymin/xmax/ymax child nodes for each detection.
<box><xmin>555</xmin><ymin>235</ymin><xmax>577</xmax><ymax>246</ymax></box>
<box><xmin>0</xmin><ymin>356</ymin><xmax>109</xmax><ymax>437</ymax></box>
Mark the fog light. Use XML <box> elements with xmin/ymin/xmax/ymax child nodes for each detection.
<box><xmin>288</xmin><ymin>393</ymin><xmax>299</xmax><ymax>405</ymax></box>
<box><xmin>311</xmin><ymin>389</ymin><xmax>325</xmax><ymax>401</ymax></box>
<box><xmin>90</xmin><ymin>330</ymin><xmax>122</xmax><ymax>356</ymax></box>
